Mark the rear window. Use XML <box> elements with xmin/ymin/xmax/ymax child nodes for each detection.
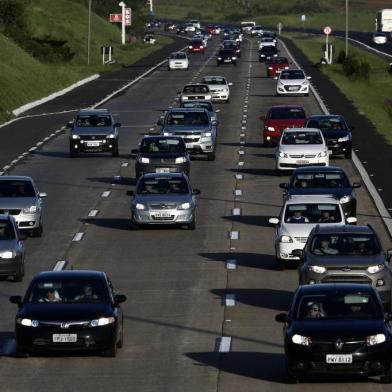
<box><xmin>268</xmin><ymin>57</ymin><xmax>288</xmax><ymax>64</ymax></box>
<box><xmin>284</xmin><ymin>203</ymin><xmax>342</xmax><ymax>224</ymax></box>
<box><xmin>170</xmin><ymin>53</ymin><xmax>186</xmax><ymax>60</ymax></box>
<box><xmin>269</xmin><ymin>107</ymin><xmax>306</xmax><ymax>120</ymax></box>
<box><xmin>183</xmin><ymin>85</ymin><xmax>209</xmax><ymax>94</ymax></box>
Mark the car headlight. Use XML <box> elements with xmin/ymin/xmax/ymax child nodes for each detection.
<box><xmin>318</xmin><ymin>151</ymin><xmax>328</xmax><ymax>158</ymax></box>
<box><xmin>366</xmin><ymin>333</ymin><xmax>386</xmax><ymax>346</ymax></box>
<box><xmin>71</xmin><ymin>134</ymin><xmax>80</xmax><ymax>139</ymax></box>
<box><xmin>90</xmin><ymin>317</ymin><xmax>115</xmax><ymax>327</ymax></box>
<box><xmin>189</xmin><ymin>46</ymin><xmax>193</xmax><ymax>49</ymax></box>
<box><xmin>163</xmin><ymin>132</ymin><xmax>171</xmax><ymax>136</ymax></box>
<box><xmin>175</xmin><ymin>157</ymin><xmax>186</xmax><ymax>163</ymax></box>
<box><xmin>338</xmin><ymin>135</ymin><xmax>349</xmax><ymax>142</ymax></box>
<box><xmin>278</xmin><ymin>151</ymin><xmax>287</xmax><ymax>158</ymax></box>
<box><xmin>22</xmin><ymin>205</ymin><xmax>38</xmax><ymax>214</ymax></box>
<box><xmin>205</xmin><ymin>95</ymin><xmax>211</xmax><ymax>100</ymax></box>
<box><xmin>17</xmin><ymin>318</ymin><xmax>39</xmax><ymax>327</ymax></box>
<box><xmin>203</xmin><ymin>132</ymin><xmax>212</xmax><ymax>137</ymax></box>
<box><xmin>179</xmin><ymin>202</ymin><xmax>191</xmax><ymax>210</ymax></box>
<box><xmin>280</xmin><ymin>235</ymin><xmax>293</xmax><ymax>243</ymax></box>
<box><xmin>139</xmin><ymin>157</ymin><xmax>150</xmax><ymax>164</ymax></box>
<box><xmin>232</xmin><ymin>56</ymin><xmax>237</xmax><ymax>60</ymax></box>
<box><xmin>302</xmin><ymin>80</ymin><xmax>309</xmax><ymax>85</ymax></box>
<box><xmin>308</xmin><ymin>265</ymin><xmax>327</xmax><ymax>274</ymax></box>
<box><xmin>0</xmin><ymin>250</ymin><xmax>16</xmax><ymax>259</ymax></box>
<box><xmin>339</xmin><ymin>195</ymin><xmax>351</xmax><ymax>204</ymax></box>
<box><xmin>367</xmin><ymin>264</ymin><xmax>385</xmax><ymax>274</ymax></box>
<box><xmin>106</xmin><ymin>134</ymin><xmax>116</xmax><ymax>139</ymax></box>
<box><xmin>135</xmin><ymin>203</ymin><xmax>146</xmax><ymax>210</ymax></box>
<box><xmin>217</xmin><ymin>57</ymin><xmax>222</xmax><ymax>60</ymax></box>
<box><xmin>292</xmin><ymin>334</ymin><xmax>312</xmax><ymax>346</ymax></box>
<box><xmin>182</xmin><ymin>96</ymin><xmax>188</xmax><ymax>100</ymax></box>
<box><xmin>267</xmin><ymin>126</ymin><xmax>275</xmax><ymax>132</ymax></box>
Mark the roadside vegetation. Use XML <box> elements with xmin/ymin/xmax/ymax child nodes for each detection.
<box><xmin>283</xmin><ymin>32</ymin><xmax>392</xmax><ymax>144</ymax></box>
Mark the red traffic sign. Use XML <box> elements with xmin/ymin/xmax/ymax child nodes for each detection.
<box><xmin>110</xmin><ymin>14</ymin><xmax>122</xmax><ymax>23</ymax></box>
<box><xmin>323</xmin><ymin>26</ymin><xmax>332</xmax><ymax>35</ymax></box>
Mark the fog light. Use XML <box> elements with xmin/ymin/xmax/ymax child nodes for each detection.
<box><xmin>377</xmin><ymin>279</ymin><xmax>385</xmax><ymax>286</ymax></box>
<box><xmin>29</xmin><ymin>222</ymin><xmax>34</xmax><ymax>226</ymax></box>
<box><xmin>109</xmin><ymin>145</ymin><xmax>112</xmax><ymax>148</ymax></box>
<box><xmin>74</xmin><ymin>145</ymin><xmax>78</xmax><ymax>148</ymax></box>
<box><xmin>266</xmin><ymin>136</ymin><xmax>271</xmax><ymax>141</ymax></box>
<box><xmin>309</xmin><ymin>280</ymin><xmax>316</xmax><ymax>284</ymax></box>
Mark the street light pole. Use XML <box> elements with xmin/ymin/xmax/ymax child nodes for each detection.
<box><xmin>345</xmin><ymin>0</ymin><xmax>349</xmax><ymax>57</ymax></box>
<box><xmin>119</xmin><ymin>2</ymin><xmax>126</xmax><ymax>45</ymax></box>
<box><xmin>87</xmin><ymin>0</ymin><xmax>92</xmax><ymax>64</ymax></box>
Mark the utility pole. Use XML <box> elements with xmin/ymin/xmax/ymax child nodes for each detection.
<box><xmin>87</xmin><ymin>0</ymin><xmax>91</xmax><ymax>64</ymax></box>
<box><xmin>119</xmin><ymin>1</ymin><xmax>126</xmax><ymax>45</ymax></box>
<box><xmin>345</xmin><ymin>0</ymin><xmax>349</xmax><ymax>57</ymax></box>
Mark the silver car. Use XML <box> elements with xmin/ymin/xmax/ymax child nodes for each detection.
<box><xmin>0</xmin><ymin>176</ymin><xmax>47</xmax><ymax>237</ymax></box>
<box><xmin>128</xmin><ymin>173</ymin><xmax>200</xmax><ymax>230</ymax></box>
<box><xmin>0</xmin><ymin>214</ymin><xmax>26</xmax><ymax>281</ymax></box>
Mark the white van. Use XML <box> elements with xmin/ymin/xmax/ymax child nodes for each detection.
<box><xmin>241</xmin><ymin>21</ymin><xmax>256</xmax><ymax>34</ymax></box>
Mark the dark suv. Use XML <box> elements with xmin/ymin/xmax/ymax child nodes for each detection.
<box><xmin>217</xmin><ymin>49</ymin><xmax>237</xmax><ymax>66</ymax></box>
<box><xmin>67</xmin><ymin>109</ymin><xmax>121</xmax><ymax>157</ymax></box>
<box><xmin>306</xmin><ymin>115</ymin><xmax>353</xmax><ymax>159</ymax></box>
<box><xmin>258</xmin><ymin>45</ymin><xmax>278</xmax><ymax>62</ymax></box>
<box><xmin>296</xmin><ymin>224</ymin><xmax>392</xmax><ymax>310</ymax></box>
<box><xmin>280</xmin><ymin>166</ymin><xmax>361</xmax><ymax>217</ymax></box>
<box><xmin>132</xmin><ymin>136</ymin><xmax>190</xmax><ymax>179</ymax></box>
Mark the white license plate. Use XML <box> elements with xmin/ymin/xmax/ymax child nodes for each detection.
<box><xmin>224</xmin><ymin>59</ymin><xmax>231</xmax><ymax>62</ymax></box>
<box><xmin>185</xmin><ymin>143</ymin><xmax>194</xmax><ymax>148</ymax></box>
<box><xmin>326</xmin><ymin>354</ymin><xmax>352</xmax><ymax>364</ymax></box>
<box><xmin>288</xmin><ymin>87</ymin><xmax>299</xmax><ymax>91</ymax></box>
<box><xmin>86</xmin><ymin>141</ymin><xmax>101</xmax><ymax>147</ymax></box>
<box><xmin>153</xmin><ymin>212</ymin><xmax>172</xmax><ymax>218</ymax></box>
<box><xmin>52</xmin><ymin>334</ymin><xmax>77</xmax><ymax>343</ymax></box>
<box><xmin>156</xmin><ymin>168</ymin><xmax>170</xmax><ymax>173</ymax></box>
<box><xmin>296</xmin><ymin>160</ymin><xmax>309</xmax><ymax>165</ymax></box>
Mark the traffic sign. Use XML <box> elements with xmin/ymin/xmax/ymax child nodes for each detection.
<box><xmin>110</xmin><ymin>14</ymin><xmax>122</xmax><ymax>23</ymax></box>
<box><xmin>324</xmin><ymin>26</ymin><xmax>332</xmax><ymax>35</ymax></box>
<box><xmin>125</xmin><ymin>8</ymin><xmax>131</xmax><ymax>26</ymax></box>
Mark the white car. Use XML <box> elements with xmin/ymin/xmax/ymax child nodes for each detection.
<box><xmin>373</xmin><ymin>32</ymin><xmax>387</xmax><ymax>44</ymax></box>
<box><xmin>168</xmin><ymin>52</ymin><xmax>189</xmax><ymax>71</ymax></box>
<box><xmin>258</xmin><ymin>37</ymin><xmax>276</xmax><ymax>50</ymax></box>
<box><xmin>185</xmin><ymin>23</ymin><xmax>196</xmax><ymax>33</ymax></box>
<box><xmin>276</xmin><ymin>128</ymin><xmax>329</xmax><ymax>172</ymax></box>
<box><xmin>276</xmin><ymin>69</ymin><xmax>311</xmax><ymax>96</ymax></box>
<box><xmin>269</xmin><ymin>195</ymin><xmax>356</xmax><ymax>269</ymax></box>
<box><xmin>251</xmin><ymin>26</ymin><xmax>263</xmax><ymax>36</ymax></box>
<box><xmin>201</xmin><ymin>76</ymin><xmax>232</xmax><ymax>103</ymax></box>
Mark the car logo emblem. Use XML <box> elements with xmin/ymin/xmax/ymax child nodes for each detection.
<box><xmin>342</xmin><ymin>267</ymin><xmax>351</xmax><ymax>272</ymax></box>
<box><xmin>334</xmin><ymin>338</ymin><xmax>344</xmax><ymax>350</ymax></box>
<box><xmin>91</xmin><ymin>136</ymin><xmax>95</xmax><ymax>140</ymax></box>
<box><xmin>61</xmin><ymin>322</ymin><xmax>70</xmax><ymax>329</ymax></box>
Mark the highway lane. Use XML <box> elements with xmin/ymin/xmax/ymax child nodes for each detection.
<box><xmin>0</xmin><ymin>33</ymin><xmax>390</xmax><ymax>392</ymax></box>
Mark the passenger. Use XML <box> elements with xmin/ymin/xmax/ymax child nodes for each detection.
<box><xmin>318</xmin><ymin>211</ymin><xmax>335</xmax><ymax>223</ymax></box>
<box><xmin>313</xmin><ymin>239</ymin><xmax>339</xmax><ymax>255</ymax></box>
<box><xmin>287</xmin><ymin>210</ymin><xmax>309</xmax><ymax>223</ymax></box>
<box><xmin>75</xmin><ymin>283</ymin><xmax>98</xmax><ymax>300</ymax></box>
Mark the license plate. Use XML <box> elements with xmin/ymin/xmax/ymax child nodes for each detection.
<box><xmin>296</xmin><ymin>160</ymin><xmax>309</xmax><ymax>165</ymax></box>
<box><xmin>52</xmin><ymin>334</ymin><xmax>77</xmax><ymax>343</ymax></box>
<box><xmin>153</xmin><ymin>212</ymin><xmax>172</xmax><ymax>218</ymax></box>
<box><xmin>185</xmin><ymin>143</ymin><xmax>194</xmax><ymax>148</ymax></box>
<box><xmin>289</xmin><ymin>87</ymin><xmax>299</xmax><ymax>91</ymax></box>
<box><xmin>86</xmin><ymin>141</ymin><xmax>100</xmax><ymax>147</ymax></box>
<box><xmin>224</xmin><ymin>59</ymin><xmax>231</xmax><ymax>62</ymax></box>
<box><xmin>156</xmin><ymin>168</ymin><xmax>170</xmax><ymax>173</ymax></box>
<box><xmin>326</xmin><ymin>354</ymin><xmax>352</xmax><ymax>364</ymax></box>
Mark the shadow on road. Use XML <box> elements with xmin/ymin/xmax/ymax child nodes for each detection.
<box><xmin>222</xmin><ymin>215</ymin><xmax>272</xmax><ymax>228</ymax></box>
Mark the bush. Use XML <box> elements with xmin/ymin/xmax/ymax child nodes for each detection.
<box><xmin>336</xmin><ymin>49</ymin><xmax>346</xmax><ymax>64</ymax></box>
<box><xmin>342</xmin><ymin>54</ymin><xmax>370</xmax><ymax>80</ymax></box>
<box><xmin>385</xmin><ymin>99</ymin><xmax>392</xmax><ymax>117</ymax></box>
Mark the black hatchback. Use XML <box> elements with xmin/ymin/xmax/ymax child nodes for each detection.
<box><xmin>258</xmin><ymin>45</ymin><xmax>278</xmax><ymax>62</ymax></box>
<box><xmin>217</xmin><ymin>49</ymin><xmax>237</xmax><ymax>66</ymax></box>
<box><xmin>276</xmin><ymin>283</ymin><xmax>392</xmax><ymax>383</ymax></box>
<box><xmin>10</xmin><ymin>270</ymin><xmax>126</xmax><ymax>357</ymax></box>
<box><xmin>306</xmin><ymin>115</ymin><xmax>353</xmax><ymax>159</ymax></box>
<box><xmin>132</xmin><ymin>136</ymin><xmax>190</xmax><ymax>179</ymax></box>
<box><xmin>280</xmin><ymin>166</ymin><xmax>361</xmax><ymax>217</ymax></box>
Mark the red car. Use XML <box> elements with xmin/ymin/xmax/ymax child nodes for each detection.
<box><xmin>260</xmin><ymin>105</ymin><xmax>307</xmax><ymax>146</ymax></box>
<box><xmin>205</xmin><ymin>25</ymin><xmax>214</xmax><ymax>34</ymax></box>
<box><xmin>266</xmin><ymin>56</ymin><xmax>290</xmax><ymax>78</ymax></box>
<box><xmin>188</xmin><ymin>39</ymin><xmax>205</xmax><ymax>54</ymax></box>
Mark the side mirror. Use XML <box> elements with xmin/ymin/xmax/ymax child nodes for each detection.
<box><xmin>228</xmin><ymin>82</ymin><xmax>233</xmax><ymax>86</ymax></box>
<box><xmin>279</xmin><ymin>183</ymin><xmax>288</xmax><ymax>190</ymax></box>
<box><xmin>269</xmin><ymin>217</ymin><xmax>279</xmax><ymax>225</ymax></box>
<box><xmin>292</xmin><ymin>249</ymin><xmax>303</xmax><ymax>259</ymax></box>
<box><xmin>215</xmin><ymin>109</ymin><xmax>221</xmax><ymax>113</ymax></box>
<box><xmin>352</xmin><ymin>182</ymin><xmax>361</xmax><ymax>189</ymax></box>
<box><xmin>211</xmin><ymin>120</ymin><xmax>218</xmax><ymax>126</ymax></box>
<box><xmin>275</xmin><ymin>313</ymin><xmax>289</xmax><ymax>323</ymax></box>
<box><xmin>18</xmin><ymin>233</ymin><xmax>27</xmax><ymax>241</ymax></box>
<box><xmin>114</xmin><ymin>294</ymin><xmax>127</xmax><ymax>305</ymax></box>
<box><xmin>39</xmin><ymin>192</ymin><xmax>47</xmax><ymax>198</ymax></box>
<box><xmin>307</xmin><ymin>76</ymin><xmax>312</xmax><ymax>80</ymax></box>
<box><xmin>66</xmin><ymin>121</ymin><xmax>74</xmax><ymax>129</ymax></box>
<box><xmin>114</xmin><ymin>122</ymin><xmax>122</xmax><ymax>127</ymax></box>
<box><xmin>9</xmin><ymin>296</ymin><xmax>22</xmax><ymax>307</ymax></box>
<box><xmin>126</xmin><ymin>190</ymin><xmax>134</xmax><ymax>196</ymax></box>
<box><xmin>131</xmin><ymin>149</ymin><xmax>138</xmax><ymax>155</ymax></box>
<box><xmin>346</xmin><ymin>217</ymin><xmax>357</xmax><ymax>225</ymax></box>
<box><xmin>193</xmin><ymin>189</ymin><xmax>201</xmax><ymax>195</ymax></box>
<box><xmin>387</xmin><ymin>249</ymin><xmax>392</xmax><ymax>261</ymax></box>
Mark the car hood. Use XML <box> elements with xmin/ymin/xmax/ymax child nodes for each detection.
<box><xmin>279</xmin><ymin>79</ymin><xmax>307</xmax><ymax>85</ymax></box>
<box><xmin>281</xmin><ymin>222</ymin><xmax>344</xmax><ymax>238</ymax></box>
<box><xmin>306</xmin><ymin>254</ymin><xmax>386</xmax><ymax>268</ymax></box>
<box><xmin>292</xmin><ymin>319</ymin><xmax>385</xmax><ymax>339</ymax></box>
<box><xmin>163</xmin><ymin>125</ymin><xmax>211</xmax><ymax>133</ymax></box>
<box><xmin>73</xmin><ymin>126</ymin><xmax>113</xmax><ymax>135</ymax></box>
<box><xmin>208</xmin><ymin>85</ymin><xmax>229</xmax><ymax>91</ymax></box>
<box><xmin>288</xmin><ymin>188</ymin><xmax>352</xmax><ymax>198</ymax></box>
<box><xmin>279</xmin><ymin>144</ymin><xmax>326</xmax><ymax>153</ymax></box>
<box><xmin>19</xmin><ymin>303</ymin><xmax>112</xmax><ymax>321</ymax></box>
<box><xmin>0</xmin><ymin>239</ymin><xmax>18</xmax><ymax>251</ymax></box>
<box><xmin>134</xmin><ymin>194</ymin><xmax>192</xmax><ymax>204</ymax></box>
<box><xmin>265</xmin><ymin>119</ymin><xmax>306</xmax><ymax>128</ymax></box>
<box><xmin>321</xmin><ymin>130</ymin><xmax>350</xmax><ymax>139</ymax></box>
<box><xmin>0</xmin><ymin>197</ymin><xmax>37</xmax><ymax>209</ymax></box>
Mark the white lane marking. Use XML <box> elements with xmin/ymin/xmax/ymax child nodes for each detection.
<box><xmin>229</xmin><ymin>231</ymin><xmax>239</xmax><ymax>240</ymax></box>
<box><xmin>237</xmin><ymin>161</ymin><xmax>244</xmax><ymax>166</ymax></box>
<box><xmin>225</xmin><ymin>294</ymin><xmax>236</xmax><ymax>307</ymax></box>
<box><xmin>234</xmin><ymin>189</ymin><xmax>242</xmax><ymax>196</ymax></box>
<box><xmin>232</xmin><ymin>208</ymin><xmax>241</xmax><ymax>216</ymax></box>
<box><xmin>88</xmin><ymin>209</ymin><xmax>99</xmax><ymax>217</ymax></box>
<box><xmin>235</xmin><ymin>174</ymin><xmax>244</xmax><ymax>180</ymax></box>
<box><xmin>2</xmin><ymin>165</ymin><xmax>10</xmax><ymax>171</ymax></box>
<box><xmin>11</xmin><ymin>160</ymin><xmax>18</xmax><ymax>165</ymax></box>
<box><xmin>238</xmin><ymin>150</ymin><xmax>245</xmax><ymax>155</ymax></box>
<box><xmin>72</xmin><ymin>232</ymin><xmax>84</xmax><ymax>242</ymax></box>
<box><xmin>53</xmin><ymin>260</ymin><xmax>67</xmax><ymax>271</ymax></box>
<box><xmin>121</xmin><ymin>162</ymin><xmax>129</xmax><ymax>167</ymax></box>
<box><xmin>240</xmin><ymin>140</ymin><xmax>245</xmax><ymax>145</ymax></box>
<box><xmin>226</xmin><ymin>259</ymin><xmax>237</xmax><ymax>269</ymax></box>
<box><xmin>1</xmin><ymin>339</ymin><xmax>16</xmax><ymax>356</ymax></box>
<box><xmin>29</xmin><ymin>147</ymin><xmax>37</xmax><ymax>152</ymax></box>
<box><xmin>217</xmin><ymin>336</ymin><xmax>232</xmax><ymax>353</ymax></box>
<box><xmin>241</xmin><ymin>126</ymin><xmax>246</xmax><ymax>130</ymax></box>
<box><xmin>36</xmin><ymin>142</ymin><xmax>43</xmax><ymax>146</ymax></box>
<box><xmin>101</xmin><ymin>190</ymin><xmax>111</xmax><ymax>198</ymax></box>
<box><xmin>240</xmin><ymin>132</ymin><xmax>246</xmax><ymax>137</ymax></box>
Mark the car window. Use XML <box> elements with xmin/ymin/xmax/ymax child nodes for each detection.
<box><xmin>171</xmin><ymin>53</ymin><xmax>186</xmax><ymax>60</ymax></box>
<box><xmin>295</xmin><ymin>292</ymin><xmax>382</xmax><ymax>320</ymax></box>
<box><xmin>140</xmin><ymin>139</ymin><xmax>185</xmax><ymax>153</ymax></box>
<box><xmin>307</xmin><ymin>118</ymin><xmax>348</xmax><ymax>131</ymax></box>
<box><xmin>261</xmin><ymin>46</ymin><xmax>277</xmax><ymax>52</ymax></box>
<box><xmin>76</xmin><ymin>115</ymin><xmax>111</xmax><ymax>127</ymax></box>
<box><xmin>28</xmin><ymin>278</ymin><xmax>108</xmax><ymax>303</ymax></box>
<box><xmin>282</xmin><ymin>131</ymin><xmax>322</xmax><ymax>145</ymax></box>
<box><xmin>280</xmin><ymin>71</ymin><xmax>305</xmax><ymax>80</ymax></box>
<box><xmin>137</xmin><ymin>177</ymin><xmax>190</xmax><ymax>195</ymax></box>
<box><xmin>0</xmin><ymin>180</ymin><xmax>36</xmax><ymax>198</ymax></box>
<box><xmin>0</xmin><ymin>220</ymin><xmax>15</xmax><ymax>240</ymax></box>
<box><xmin>183</xmin><ymin>86</ymin><xmax>209</xmax><ymax>94</ymax></box>
<box><xmin>269</xmin><ymin>107</ymin><xmax>306</xmax><ymax>119</ymax></box>
<box><xmin>202</xmin><ymin>77</ymin><xmax>226</xmax><ymax>85</ymax></box>
<box><xmin>167</xmin><ymin>112</ymin><xmax>209</xmax><ymax>126</ymax></box>
<box><xmin>309</xmin><ymin>234</ymin><xmax>380</xmax><ymax>256</ymax></box>
<box><xmin>284</xmin><ymin>203</ymin><xmax>342</xmax><ymax>223</ymax></box>
<box><xmin>291</xmin><ymin>172</ymin><xmax>349</xmax><ymax>188</ymax></box>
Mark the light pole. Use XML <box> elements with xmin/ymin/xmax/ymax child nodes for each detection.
<box><xmin>119</xmin><ymin>1</ymin><xmax>126</xmax><ymax>45</ymax></box>
<box><xmin>87</xmin><ymin>0</ymin><xmax>92</xmax><ymax>64</ymax></box>
<box><xmin>345</xmin><ymin>0</ymin><xmax>349</xmax><ymax>57</ymax></box>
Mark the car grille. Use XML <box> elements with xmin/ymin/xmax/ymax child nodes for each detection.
<box><xmin>38</xmin><ymin>320</ymin><xmax>91</xmax><ymax>329</ymax></box>
<box><xmin>294</xmin><ymin>237</ymin><xmax>308</xmax><ymax>243</ymax></box>
<box><xmin>321</xmin><ymin>275</ymin><xmax>372</xmax><ymax>284</ymax></box>
<box><xmin>149</xmin><ymin>203</ymin><xmax>177</xmax><ymax>210</ymax></box>
<box><xmin>312</xmin><ymin>340</ymin><xmax>365</xmax><ymax>354</ymax></box>
<box><xmin>284</xmin><ymin>85</ymin><xmax>301</xmax><ymax>92</ymax></box>
<box><xmin>80</xmin><ymin>135</ymin><xmax>106</xmax><ymax>141</ymax></box>
<box><xmin>185</xmin><ymin>95</ymin><xmax>207</xmax><ymax>100</ymax></box>
<box><xmin>289</xmin><ymin>154</ymin><xmax>317</xmax><ymax>159</ymax></box>
<box><xmin>311</xmin><ymin>362</ymin><xmax>364</xmax><ymax>372</ymax></box>
<box><xmin>151</xmin><ymin>215</ymin><xmax>175</xmax><ymax>221</ymax></box>
<box><xmin>0</xmin><ymin>209</ymin><xmax>21</xmax><ymax>215</ymax></box>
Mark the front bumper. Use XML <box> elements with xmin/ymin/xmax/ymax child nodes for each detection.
<box><xmin>132</xmin><ymin>208</ymin><xmax>194</xmax><ymax>225</ymax></box>
<box><xmin>0</xmin><ymin>258</ymin><xmax>22</xmax><ymax>276</ymax></box>
<box><xmin>276</xmin><ymin>240</ymin><xmax>307</xmax><ymax>261</ymax></box>
<box><xmin>277</xmin><ymin>85</ymin><xmax>309</xmax><ymax>95</ymax></box>
<box><xmin>70</xmin><ymin>139</ymin><xmax>117</xmax><ymax>153</ymax></box>
<box><xmin>135</xmin><ymin>162</ymin><xmax>190</xmax><ymax>177</ymax></box>
<box><xmin>14</xmin><ymin>212</ymin><xmax>42</xmax><ymax>230</ymax></box>
<box><xmin>210</xmin><ymin>91</ymin><xmax>229</xmax><ymax>101</ymax></box>
<box><xmin>277</xmin><ymin>156</ymin><xmax>329</xmax><ymax>170</ymax></box>
<box><xmin>185</xmin><ymin>139</ymin><xmax>215</xmax><ymax>155</ymax></box>
<box><xmin>326</xmin><ymin>140</ymin><xmax>352</xmax><ymax>156</ymax></box>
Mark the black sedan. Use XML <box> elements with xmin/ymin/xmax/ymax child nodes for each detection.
<box><xmin>306</xmin><ymin>115</ymin><xmax>353</xmax><ymax>159</ymax></box>
<box><xmin>10</xmin><ymin>270</ymin><xmax>126</xmax><ymax>357</ymax></box>
<box><xmin>276</xmin><ymin>283</ymin><xmax>392</xmax><ymax>383</ymax></box>
<box><xmin>132</xmin><ymin>136</ymin><xmax>190</xmax><ymax>179</ymax></box>
<box><xmin>258</xmin><ymin>45</ymin><xmax>278</xmax><ymax>62</ymax></box>
<box><xmin>280</xmin><ymin>166</ymin><xmax>361</xmax><ymax>217</ymax></box>
<box><xmin>217</xmin><ymin>49</ymin><xmax>237</xmax><ymax>66</ymax></box>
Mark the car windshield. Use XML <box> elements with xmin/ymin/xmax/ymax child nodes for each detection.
<box><xmin>203</xmin><ymin>77</ymin><xmax>226</xmax><ymax>85</ymax></box>
<box><xmin>220</xmin><ymin>49</ymin><xmax>234</xmax><ymax>55</ymax></box>
<box><xmin>307</xmin><ymin>117</ymin><xmax>348</xmax><ymax>131</ymax></box>
<box><xmin>284</xmin><ymin>203</ymin><xmax>342</xmax><ymax>224</ymax></box>
<box><xmin>75</xmin><ymin>115</ymin><xmax>111</xmax><ymax>127</ymax></box>
<box><xmin>0</xmin><ymin>180</ymin><xmax>36</xmax><ymax>198</ymax></box>
<box><xmin>183</xmin><ymin>85</ymin><xmax>209</xmax><ymax>94</ymax></box>
<box><xmin>268</xmin><ymin>57</ymin><xmax>288</xmax><ymax>64</ymax></box>
<box><xmin>296</xmin><ymin>292</ymin><xmax>382</xmax><ymax>320</ymax></box>
<box><xmin>137</xmin><ymin>177</ymin><xmax>189</xmax><ymax>195</ymax></box>
<box><xmin>261</xmin><ymin>46</ymin><xmax>277</xmax><ymax>53</ymax></box>
<box><xmin>0</xmin><ymin>220</ymin><xmax>15</xmax><ymax>240</ymax></box>
<box><xmin>269</xmin><ymin>107</ymin><xmax>306</xmax><ymax>120</ymax></box>
<box><xmin>261</xmin><ymin>38</ymin><xmax>274</xmax><ymax>42</ymax></box>
<box><xmin>282</xmin><ymin>131</ymin><xmax>322</xmax><ymax>145</ymax></box>
<box><xmin>309</xmin><ymin>234</ymin><xmax>380</xmax><ymax>256</ymax></box>
<box><xmin>280</xmin><ymin>71</ymin><xmax>305</xmax><ymax>80</ymax></box>
<box><xmin>291</xmin><ymin>172</ymin><xmax>349</xmax><ymax>188</ymax></box>
<box><xmin>181</xmin><ymin>102</ymin><xmax>213</xmax><ymax>111</ymax></box>
<box><xmin>170</xmin><ymin>53</ymin><xmax>186</xmax><ymax>59</ymax></box>
<box><xmin>27</xmin><ymin>278</ymin><xmax>108</xmax><ymax>303</ymax></box>
<box><xmin>167</xmin><ymin>112</ymin><xmax>209</xmax><ymax>126</ymax></box>
<box><xmin>140</xmin><ymin>138</ymin><xmax>184</xmax><ymax>153</ymax></box>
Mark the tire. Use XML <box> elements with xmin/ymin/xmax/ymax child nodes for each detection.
<box><xmin>112</xmin><ymin>144</ymin><xmax>119</xmax><ymax>157</ymax></box>
<box><xmin>31</xmin><ymin>223</ymin><xmax>43</xmax><ymax>238</ymax></box>
<box><xmin>187</xmin><ymin>218</ymin><xmax>196</xmax><ymax>230</ymax></box>
<box><xmin>380</xmin><ymin>363</ymin><xmax>392</xmax><ymax>384</ymax></box>
<box><xmin>14</xmin><ymin>346</ymin><xmax>29</xmax><ymax>358</ymax></box>
<box><xmin>130</xmin><ymin>219</ymin><xmax>139</xmax><ymax>230</ymax></box>
<box><xmin>207</xmin><ymin>151</ymin><xmax>216</xmax><ymax>161</ymax></box>
<box><xmin>345</xmin><ymin>149</ymin><xmax>352</xmax><ymax>159</ymax></box>
<box><xmin>276</xmin><ymin>258</ymin><xmax>285</xmax><ymax>271</ymax></box>
<box><xmin>102</xmin><ymin>340</ymin><xmax>118</xmax><ymax>357</ymax></box>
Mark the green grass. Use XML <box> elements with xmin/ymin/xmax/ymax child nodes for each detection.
<box><xmin>282</xmin><ymin>32</ymin><xmax>392</xmax><ymax>144</ymax></box>
<box><xmin>0</xmin><ymin>0</ymin><xmax>172</xmax><ymax>123</ymax></box>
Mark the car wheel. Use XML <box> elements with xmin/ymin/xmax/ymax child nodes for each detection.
<box><xmin>112</xmin><ymin>145</ymin><xmax>119</xmax><ymax>157</ymax></box>
<box><xmin>117</xmin><ymin>320</ymin><xmax>124</xmax><ymax>348</ymax></box>
<box><xmin>345</xmin><ymin>149</ymin><xmax>352</xmax><ymax>159</ymax></box>
<box><xmin>276</xmin><ymin>257</ymin><xmax>285</xmax><ymax>271</ymax></box>
<box><xmin>69</xmin><ymin>149</ymin><xmax>78</xmax><ymax>158</ymax></box>
<box><xmin>14</xmin><ymin>346</ymin><xmax>29</xmax><ymax>358</ymax></box>
<box><xmin>130</xmin><ymin>219</ymin><xmax>139</xmax><ymax>230</ymax></box>
<box><xmin>167</xmin><ymin>66</ymin><xmax>170</xmax><ymax>71</ymax></box>
<box><xmin>207</xmin><ymin>151</ymin><xmax>216</xmax><ymax>161</ymax></box>
<box><xmin>380</xmin><ymin>363</ymin><xmax>392</xmax><ymax>384</ymax></box>
<box><xmin>31</xmin><ymin>223</ymin><xmax>43</xmax><ymax>238</ymax></box>
<box><xmin>102</xmin><ymin>341</ymin><xmax>118</xmax><ymax>357</ymax></box>
<box><xmin>187</xmin><ymin>218</ymin><xmax>196</xmax><ymax>230</ymax></box>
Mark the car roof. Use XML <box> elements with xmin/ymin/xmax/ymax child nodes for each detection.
<box><xmin>312</xmin><ymin>224</ymin><xmax>375</xmax><ymax>235</ymax></box>
<box><xmin>307</xmin><ymin>114</ymin><xmax>344</xmax><ymax>120</ymax></box>
<box><xmin>77</xmin><ymin>109</ymin><xmax>111</xmax><ymax>116</ymax></box>
<box><xmin>33</xmin><ymin>270</ymin><xmax>107</xmax><ymax>280</ymax></box>
<box><xmin>298</xmin><ymin>283</ymin><xmax>375</xmax><ymax>294</ymax></box>
<box><xmin>0</xmin><ymin>175</ymin><xmax>33</xmax><ymax>182</ymax></box>
<box><xmin>283</xmin><ymin>127</ymin><xmax>320</xmax><ymax>133</ymax></box>
<box><xmin>293</xmin><ymin>165</ymin><xmax>345</xmax><ymax>174</ymax></box>
<box><xmin>286</xmin><ymin>194</ymin><xmax>339</xmax><ymax>204</ymax></box>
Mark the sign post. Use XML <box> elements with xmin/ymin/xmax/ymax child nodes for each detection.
<box><xmin>323</xmin><ymin>26</ymin><xmax>332</xmax><ymax>64</ymax></box>
<box><xmin>119</xmin><ymin>1</ymin><xmax>126</xmax><ymax>45</ymax></box>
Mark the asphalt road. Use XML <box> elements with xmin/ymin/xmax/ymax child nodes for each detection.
<box><xmin>0</xmin><ymin>35</ymin><xmax>390</xmax><ymax>392</ymax></box>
